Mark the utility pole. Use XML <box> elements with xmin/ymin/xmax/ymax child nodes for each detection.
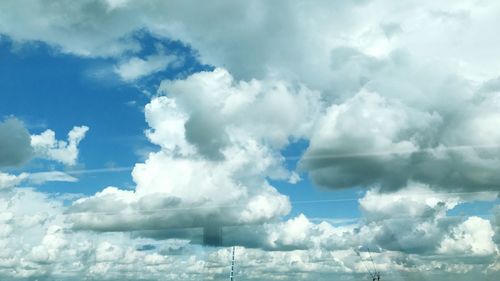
<box><xmin>229</xmin><ymin>246</ymin><xmax>235</xmax><ymax>281</ymax></box>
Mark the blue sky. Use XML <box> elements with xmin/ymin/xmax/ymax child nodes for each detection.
<box><xmin>0</xmin><ymin>1</ymin><xmax>499</xmax><ymax>281</ymax></box>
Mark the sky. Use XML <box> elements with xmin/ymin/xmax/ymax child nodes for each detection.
<box><xmin>0</xmin><ymin>0</ymin><xmax>499</xmax><ymax>280</ymax></box>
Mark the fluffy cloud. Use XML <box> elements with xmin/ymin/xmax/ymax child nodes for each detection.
<box><xmin>0</xmin><ymin>117</ymin><xmax>88</xmax><ymax>168</ymax></box>
<box><xmin>300</xmin><ymin>48</ymin><xmax>500</xmax><ymax>192</ymax></box>
<box><xmin>439</xmin><ymin>216</ymin><xmax>496</xmax><ymax>256</ymax></box>
<box><xmin>356</xmin><ymin>185</ymin><xmax>498</xmax><ymax>257</ymax></box>
<box><xmin>0</xmin><ymin>118</ymin><xmax>33</xmax><ymax>167</ymax></box>
<box><xmin>301</xmin><ymin>89</ymin><xmax>439</xmax><ymax>191</ymax></box>
<box><xmin>0</xmin><ymin>119</ymin><xmax>84</xmax><ymax>191</ymax></box>
<box><xmin>153</xmin><ymin>68</ymin><xmax>321</xmax><ymax>153</ymax></box>
<box><xmin>2</xmin><ymin>1</ymin><xmax>500</xmax><ymax>193</ymax></box>
<box><xmin>0</xmin><ymin>186</ymin><xmax>347</xmax><ymax>280</ymax></box>
<box><xmin>69</xmin><ymin>69</ymin><xmax>323</xmax><ymax>232</ymax></box>
<box><xmin>1</xmin><ymin>0</ymin><xmax>500</xmax><ymax>83</ymax></box>
<box><xmin>0</xmin><ymin>187</ymin><xmax>199</xmax><ymax>280</ymax></box>
<box><xmin>127</xmin><ymin>185</ymin><xmax>497</xmax><ymax>263</ymax></box>
<box><xmin>31</xmin><ymin>126</ymin><xmax>89</xmax><ymax>166</ymax></box>
<box><xmin>0</xmin><ymin>0</ymin><xmax>142</xmax><ymax>57</ymax></box>
<box><xmin>0</xmin><ymin>172</ymin><xmax>28</xmax><ymax>190</ymax></box>
<box><xmin>0</xmin><ymin>184</ymin><xmax>498</xmax><ymax>280</ymax></box>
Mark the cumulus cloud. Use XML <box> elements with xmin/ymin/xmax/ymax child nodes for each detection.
<box><xmin>299</xmin><ymin>48</ymin><xmax>500</xmax><ymax>192</ymax></box>
<box><xmin>301</xmin><ymin>89</ymin><xmax>439</xmax><ymax>191</ymax></box>
<box><xmin>31</xmin><ymin>126</ymin><xmax>89</xmax><ymax>166</ymax></box>
<box><xmin>439</xmin><ymin>216</ymin><xmax>496</xmax><ymax>256</ymax></box>
<box><xmin>128</xmin><ymin>184</ymin><xmax>498</xmax><ymax>263</ymax></box>
<box><xmin>1</xmin><ymin>183</ymin><xmax>498</xmax><ymax>280</ymax></box>
<box><xmin>0</xmin><ymin>187</ymin><xmax>199</xmax><ymax>280</ymax></box>
<box><xmin>0</xmin><ymin>186</ymin><xmax>351</xmax><ymax>280</ymax></box>
<box><xmin>0</xmin><ymin>118</ymin><xmax>33</xmax><ymax>167</ymax></box>
<box><xmin>2</xmin><ymin>1</ymin><xmax>500</xmax><ymax>193</ymax></box>
<box><xmin>221</xmin><ymin>214</ymin><xmax>356</xmax><ymax>251</ymax></box>
<box><xmin>69</xmin><ymin>69</ymin><xmax>323</xmax><ymax>233</ymax></box>
<box><xmin>356</xmin><ymin>185</ymin><xmax>498</xmax><ymax>257</ymax></box>
<box><xmin>1</xmin><ymin>118</ymin><xmax>89</xmax><ymax>168</ymax></box>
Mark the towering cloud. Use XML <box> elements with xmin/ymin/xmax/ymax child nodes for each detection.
<box><xmin>69</xmin><ymin>69</ymin><xmax>322</xmax><ymax>233</ymax></box>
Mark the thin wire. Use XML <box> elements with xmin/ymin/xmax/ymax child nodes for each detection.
<box><xmin>356</xmin><ymin>250</ymin><xmax>375</xmax><ymax>279</ymax></box>
<box><xmin>21</xmin><ymin>142</ymin><xmax>500</xmax><ymax>177</ymax></box>
<box><xmin>367</xmin><ymin>248</ymin><xmax>379</xmax><ymax>277</ymax></box>
<box><xmin>289</xmin><ymin>143</ymin><xmax>500</xmax><ymax>161</ymax></box>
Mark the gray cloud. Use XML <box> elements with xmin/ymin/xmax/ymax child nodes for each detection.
<box><xmin>0</xmin><ymin>118</ymin><xmax>34</xmax><ymax>167</ymax></box>
<box><xmin>357</xmin><ymin>186</ymin><xmax>498</xmax><ymax>257</ymax></box>
<box><xmin>493</xmin><ymin>205</ymin><xmax>500</xmax><ymax>245</ymax></box>
<box><xmin>184</xmin><ymin>111</ymin><xmax>229</xmax><ymax>161</ymax></box>
<box><xmin>126</xmin><ymin>186</ymin><xmax>498</xmax><ymax>261</ymax></box>
<box><xmin>301</xmin><ymin>49</ymin><xmax>500</xmax><ymax>192</ymax></box>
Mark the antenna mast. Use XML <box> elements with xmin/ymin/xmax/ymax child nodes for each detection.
<box><xmin>367</xmin><ymin>248</ymin><xmax>380</xmax><ymax>281</ymax></box>
<box><xmin>356</xmin><ymin>250</ymin><xmax>375</xmax><ymax>281</ymax></box>
<box><xmin>356</xmin><ymin>247</ymin><xmax>381</xmax><ymax>281</ymax></box>
<box><xmin>229</xmin><ymin>246</ymin><xmax>235</xmax><ymax>281</ymax></box>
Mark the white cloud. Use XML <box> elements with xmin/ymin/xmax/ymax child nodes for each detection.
<box><xmin>69</xmin><ymin>68</ymin><xmax>321</xmax><ymax>232</ymax></box>
<box><xmin>357</xmin><ymin>185</ymin><xmax>498</xmax><ymax>256</ymax></box>
<box><xmin>220</xmin><ymin>214</ymin><xmax>356</xmax><ymax>251</ymax></box>
<box><xmin>358</xmin><ymin>183</ymin><xmax>461</xmax><ymax>222</ymax></box>
<box><xmin>1</xmin><ymin>0</ymin><xmax>500</xmax><ymax>85</ymax></box>
<box><xmin>0</xmin><ymin>185</ymin><xmax>498</xmax><ymax>280</ymax></box>
<box><xmin>301</xmin><ymin>89</ymin><xmax>439</xmax><ymax>190</ymax></box>
<box><xmin>154</xmin><ymin>68</ymin><xmax>321</xmax><ymax>153</ymax></box>
<box><xmin>28</xmin><ymin>171</ymin><xmax>78</xmax><ymax>185</ymax></box>
<box><xmin>0</xmin><ymin>172</ymin><xmax>28</xmax><ymax>189</ymax></box>
<box><xmin>439</xmin><ymin>216</ymin><xmax>497</xmax><ymax>256</ymax></box>
<box><xmin>114</xmin><ymin>54</ymin><xmax>177</xmax><ymax>81</ymax></box>
<box><xmin>0</xmin><ymin>171</ymin><xmax>77</xmax><ymax>190</ymax></box>
<box><xmin>31</xmin><ymin>126</ymin><xmax>89</xmax><ymax>166</ymax></box>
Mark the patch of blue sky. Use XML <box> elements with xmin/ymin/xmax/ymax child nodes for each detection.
<box><xmin>273</xmin><ymin>138</ymin><xmax>363</xmax><ymax>220</ymax></box>
<box><xmin>447</xmin><ymin>199</ymin><xmax>499</xmax><ymax>219</ymax></box>
<box><xmin>0</xmin><ymin>32</ymin><xmax>210</xmax><ymax>195</ymax></box>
